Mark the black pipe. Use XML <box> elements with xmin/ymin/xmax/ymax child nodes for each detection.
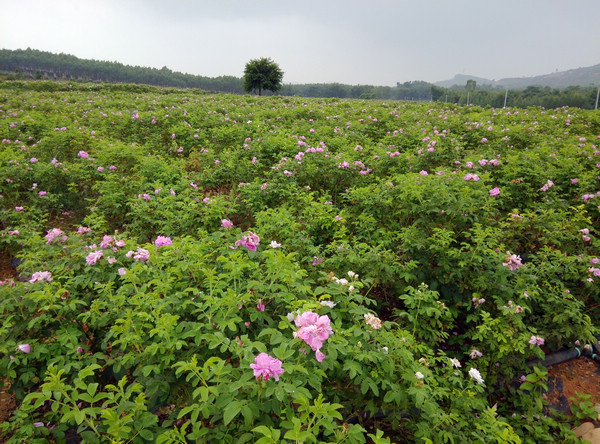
<box><xmin>592</xmin><ymin>336</ymin><xmax>600</xmax><ymax>357</ymax></box>
<box><xmin>528</xmin><ymin>347</ymin><xmax>582</xmax><ymax>367</ymax></box>
<box><xmin>581</xmin><ymin>344</ymin><xmax>600</xmax><ymax>363</ymax></box>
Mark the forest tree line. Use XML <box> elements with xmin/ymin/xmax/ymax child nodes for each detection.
<box><xmin>1</xmin><ymin>48</ymin><xmax>598</xmax><ymax>108</ymax></box>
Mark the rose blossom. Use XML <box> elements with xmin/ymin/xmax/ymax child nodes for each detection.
<box><xmin>250</xmin><ymin>353</ymin><xmax>284</xmax><ymax>381</ymax></box>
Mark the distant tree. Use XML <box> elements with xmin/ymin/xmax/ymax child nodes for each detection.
<box><xmin>243</xmin><ymin>57</ymin><xmax>283</xmax><ymax>96</ymax></box>
<box><xmin>465</xmin><ymin>79</ymin><xmax>476</xmax><ymax>105</ymax></box>
<box><xmin>431</xmin><ymin>85</ymin><xmax>445</xmax><ymax>101</ymax></box>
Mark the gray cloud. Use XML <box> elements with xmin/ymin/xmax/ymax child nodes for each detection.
<box><xmin>1</xmin><ymin>0</ymin><xmax>599</xmax><ymax>85</ymax></box>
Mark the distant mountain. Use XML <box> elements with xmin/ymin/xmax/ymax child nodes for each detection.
<box><xmin>434</xmin><ymin>74</ymin><xmax>494</xmax><ymax>89</ymax></box>
<box><xmin>493</xmin><ymin>64</ymin><xmax>600</xmax><ymax>89</ymax></box>
<box><xmin>435</xmin><ymin>63</ymin><xmax>600</xmax><ymax>89</ymax></box>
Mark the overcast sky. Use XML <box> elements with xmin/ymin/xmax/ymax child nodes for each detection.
<box><xmin>1</xmin><ymin>0</ymin><xmax>599</xmax><ymax>86</ymax></box>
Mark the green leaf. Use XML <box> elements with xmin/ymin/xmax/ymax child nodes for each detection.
<box><xmin>139</xmin><ymin>429</ymin><xmax>154</xmax><ymax>440</ymax></box>
<box><xmin>78</xmin><ymin>364</ymin><xmax>101</xmax><ymax>380</ymax></box>
<box><xmin>87</xmin><ymin>382</ymin><xmax>98</xmax><ymax>397</ymax></box>
<box><xmin>74</xmin><ymin>409</ymin><xmax>85</xmax><ymax>425</ymax></box>
<box><xmin>223</xmin><ymin>401</ymin><xmax>242</xmax><ymax>425</ymax></box>
<box><xmin>255</xmin><ymin>438</ymin><xmax>276</xmax><ymax>444</ymax></box>
<box><xmin>252</xmin><ymin>425</ymin><xmax>272</xmax><ymax>437</ymax></box>
<box><xmin>178</xmin><ymin>404</ymin><xmax>198</xmax><ymax>419</ymax></box>
<box><xmin>79</xmin><ymin>431</ymin><xmax>100</xmax><ymax>444</ymax></box>
<box><xmin>383</xmin><ymin>390</ymin><xmax>398</xmax><ymax>403</ymax></box>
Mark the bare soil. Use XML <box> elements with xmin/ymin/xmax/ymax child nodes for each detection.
<box><xmin>545</xmin><ymin>356</ymin><xmax>600</xmax><ymax>414</ymax></box>
<box><xmin>0</xmin><ymin>249</ymin><xmax>14</xmax><ymax>281</ymax></box>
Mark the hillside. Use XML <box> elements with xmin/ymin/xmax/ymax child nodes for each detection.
<box><xmin>1</xmin><ymin>48</ymin><xmax>598</xmax><ymax>107</ymax></box>
<box><xmin>436</xmin><ymin>63</ymin><xmax>600</xmax><ymax>89</ymax></box>
<box><xmin>0</xmin><ymin>47</ymin><xmax>244</xmax><ymax>92</ymax></box>
<box><xmin>494</xmin><ymin>64</ymin><xmax>600</xmax><ymax>89</ymax></box>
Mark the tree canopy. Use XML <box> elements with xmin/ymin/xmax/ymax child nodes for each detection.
<box><xmin>243</xmin><ymin>57</ymin><xmax>284</xmax><ymax>96</ymax></box>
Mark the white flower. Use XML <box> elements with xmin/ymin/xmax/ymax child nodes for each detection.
<box><xmin>348</xmin><ymin>285</ymin><xmax>355</xmax><ymax>292</ymax></box>
<box><xmin>337</xmin><ymin>278</ymin><xmax>349</xmax><ymax>286</ymax></box>
<box><xmin>364</xmin><ymin>313</ymin><xmax>383</xmax><ymax>330</ymax></box>
<box><xmin>381</xmin><ymin>346</ymin><xmax>389</xmax><ymax>354</ymax></box>
<box><xmin>469</xmin><ymin>367</ymin><xmax>485</xmax><ymax>385</ymax></box>
<box><xmin>286</xmin><ymin>309</ymin><xmax>301</xmax><ymax>322</ymax></box>
<box><xmin>450</xmin><ymin>358</ymin><xmax>461</xmax><ymax>368</ymax></box>
<box><xmin>415</xmin><ymin>371</ymin><xmax>424</xmax><ymax>380</ymax></box>
<box><xmin>347</xmin><ymin>270</ymin><xmax>357</xmax><ymax>279</ymax></box>
<box><xmin>320</xmin><ymin>300</ymin><xmax>337</xmax><ymax>308</ymax></box>
<box><xmin>269</xmin><ymin>240</ymin><xmax>281</xmax><ymax>248</ymax></box>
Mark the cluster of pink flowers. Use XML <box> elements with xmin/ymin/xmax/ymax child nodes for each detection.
<box><xmin>581</xmin><ymin>192</ymin><xmax>600</xmax><ymax>202</ymax></box>
<box><xmin>154</xmin><ymin>236</ymin><xmax>172</xmax><ymax>247</ymax></box>
<box><xmin>77</xmin><ymin>151</ymin><xmax>89</xmax><ymax>159</ymax></box>
<box><xmin>86</xmin><ymin>250</ymin><xmax>103</xmax><ymax>265</ymax></box>
<box><xmin>250</xmin><ymin>353</ymin><xmax>284</xmax><ymax>381</ymax></box>
<box><xmin>587</xmin><ymin>267</ymin><xmax>600</xmax><ymax>281</ymax></box>
<box><xmin>294</xmin><ymin>311</ymin><xmax>333</xmax><ymax>362</ymax></box>
<box><xmin>126</xmin><ymin>247</ymin><xmax>150</xmax><ymax>262</ymax></box>
<box><xmin>45</xmin><ymin>228</ymin><xmax>67</xmax><ymax>245</ymax></box>
<box><xmin>98</xmin><ymin>235</ymin><xmax>125</xmax><ymax>251</ymax></box>
<box><xmin>100</xmin><ymin>235</ymin><xmax>114</xmax><ymax>249</ymax></box>
<box><xmin>312</xmin><ymin>257</ymin><xmax>324</xmax><ymax>266</ymax></box>
<box><xmin>540</xmin><ymin>180</ymin><xmax>554</xmax><ymax>192</ymax></box>
<box><xmin>489</xmin><ymin>187</ymin><xmax>501</xmax><ymax>196</ymax></box>
<box><xmin>234</xmin><ymin>231</ymin><xmax>260</xmax><ymax>251</ymax></box>
<box><xmin>29</xmin><ymin>271</ymin><xmax>53</xmax><ymax>284</ymax></box>
<box><xmin>221</xmin><ymin>219</ymin><xmax>233</xmax><ymax>228</ymax></box>
<box><xmin>503</xmin><ymin>300</ymin><xmax>524</xmax><ymax>313</ymax></box>
<box><xmin>77</xmin><ymin>226</ymin><xmax>92</xmax><ymax>234</ymax></box>
<box><xmin>503</xmin><ymin>251</ymin><xmax>523</xmax><ymax>271</ymax></box>
<box><xmin>528</xmin><ymin>335</ymin><xmax>544</xmax><ymax>346</ymax></box>
<box><xmin>580</xmin><ymin>228</ymin><xmax>591</xmax><ymax>242</ymax></box>
<box><xmin>470</xmin><ymin>348</ymin><xmax>483</xmax><ymax>359</ymax></box>
<box><xmin>472</xmin><ymin>297</ymin><xmax>485</xmax><ymax>308</ymax></box>
<box><xmin>463</xmin><ymin>173</ymin><xmax>480</xmax><ymax>181</ymax></box>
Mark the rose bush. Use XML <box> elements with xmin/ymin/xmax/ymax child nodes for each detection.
<box><xmin>1</xmin><ymin>80</ymin><xmax>599</xmax><ymax>442</ymax></box>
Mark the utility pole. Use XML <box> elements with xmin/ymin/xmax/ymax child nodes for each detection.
<box><xmin>504</xmin><ymin>89</ymin><xmax>508</xmax><ymax>108</ymax></box>
<box><xmin>595</xmin><ymin>86</ymin><xmax>599</xmax><ymax>111</ymax></box>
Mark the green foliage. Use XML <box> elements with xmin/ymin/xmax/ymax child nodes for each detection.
<box><xmin>243</xmin><ymin>57</ymin><xmax>284</xmax><ymax>96</ymax></box>
<box><xmin>569</xmin><ymin>393</ymin><xmax>597</xmax><ymax>422</ymax></box>
<box><xmin>1</xmin><ymin>81</ymin><xmax>599</xmax><ymax>442</ymax></box>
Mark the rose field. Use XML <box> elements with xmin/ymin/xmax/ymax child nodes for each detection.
<box><xmin>1</xmin><ymin>80</ymin><xmax>600</xmax><ymax>443</ymax></box>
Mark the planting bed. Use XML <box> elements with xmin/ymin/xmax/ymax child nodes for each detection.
<box><xmin>1</xmin><ymin>80</ymin><xmax>599</xmax><ymax>442</ymax></box>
